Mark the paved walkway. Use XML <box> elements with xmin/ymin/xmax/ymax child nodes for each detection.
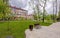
<box><xmin>25</xmin><ymin>22</ymin><xmax>60</xmax><ymax>38</ymax></box>
<box><xmin>39</xmin><ymin>22</ymin><xmax>60</xmax><ymax>38</ymax></box>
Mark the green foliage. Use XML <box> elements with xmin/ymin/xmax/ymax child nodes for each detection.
<box><xmin>0</xmin><ymin>13</ymin><xmax>3</xmax><ymax>18</ymax></box>
<box><xmin>33</xmin><ymin>14</ymin><xmax>37</xmax><ymax>20</ymax></box>
<box><xmin>0</xmin><ymin>0</ymin><xmax>11</xmax><ymax>19</ymax></box>
<box><xmin>45</xmin><ymin>15</ymin><xmax>51</xmax><ymax>20</ymax></box>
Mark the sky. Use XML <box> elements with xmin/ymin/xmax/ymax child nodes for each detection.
<box><xmin>9</xmin><ymin>0</ymin><xmax>60</xmax><ymax>14</ymax></box>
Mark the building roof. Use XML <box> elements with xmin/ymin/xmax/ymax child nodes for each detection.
<box><xmin>10</xmin><ymin>6</ymin><xmax>27</xmax><ymax>11</ymax></box>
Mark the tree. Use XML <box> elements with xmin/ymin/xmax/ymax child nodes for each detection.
<box><xmin>52</xmin><ymin>1</ymin><xmax>55</xmax><ymax>22</ymax></box>
<box><xmin>28</xmin><ymin>0</ymin><xmax>38</xmax><ymax>20</ymax></box>
<box><xmin>28</xmin><ymin>0</ymin><xmax>48</xmax><ymax>22</ymax></box>
<box><xmin>58</xmin><ymin>3</ymin><xmax>60</xmax><ymax>18</ymax></box>
<box><xmin>39</xmin><ymin>0</ymin><xmax>47</xmax><ymax>22</ymax></box>
<box><xmin>55</xmin><ymin>0</ymin><xmax>58</xmax><ymax>21</ymax></box>
<box><xmin>0</xmin><ymin>0</ymin><xmax>11</xmax><ymax>20</ymax></box>
<box><xmin>52</xmin><ymin>0</ymin><xmax>58</xmax><ymax>22</ymax></box>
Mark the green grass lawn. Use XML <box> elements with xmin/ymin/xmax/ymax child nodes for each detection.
<box><xmin>0</xmin><ymin>20</ymin><xmax>52</xmax><ymax>38</ymax></box>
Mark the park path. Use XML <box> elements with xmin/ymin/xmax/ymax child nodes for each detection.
<box><xmin>36</xmin><ymin>22</ymin><xmax>60</xmax><ymax>38</ymax></box>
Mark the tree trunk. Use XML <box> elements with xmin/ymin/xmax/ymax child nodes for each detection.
<box><xmin>55</xmin><ymin>0</ymin><xmax>57</xmax><ymax>21</ymax></box>
<box><xmin>53</xmin><ymin>2</ymin><xmax>55</xmax><ymax>22</ymax></box>
<box><xmin>42</xmin><ymin>0</ymin><xmax>47</xmax><ymax>22</ymax></box>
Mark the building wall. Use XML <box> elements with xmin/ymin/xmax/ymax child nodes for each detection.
<box><xmin>27</xmin><ymin>14</ymin><xmax>34</xmax><ymax>20</ymax></box>
<box><xmin>11</xmin><ymin>8</ymin><xmax>28</xmax><ymax>20</ymax></box>
<box><xmin>10</xmin><ymin>6</ymin><xmax>34</xmax><ymax>20</ymax></box>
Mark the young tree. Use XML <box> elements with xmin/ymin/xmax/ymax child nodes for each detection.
<box><xmin>52</xmin><ymin>0</ymin><xmax>58</xmax><ymax>22</ymax></box>
<box><xmin>28</xmin><ymin>0</ymin><xmax>38</xmax><ymax>20</ymax></box>
<box><xmin>52</xmin><ymin>1</ymin><xmax>55</xmax><ymax>22</ymax></box>
<box><xmin>40</xmin><ymin>0</ymin><xmax>47</xmax><ymax>22</ymax></box>
<box><xmin>58</xmin><ymin>3</ymin><xmax>60</xmax><ymax>18</ymax></box>
<box><xmin>55</xmin><ymin>0</ymin><xmax>57</xmax><ymax>21</ymax></box>
<box><xmin>28</xmin><ymin>0</ymin><xmax>48</xmax><ymax>22</ymax></box>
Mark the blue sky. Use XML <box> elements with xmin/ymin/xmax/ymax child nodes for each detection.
<box><xmin>9</xmin><ymin>0</ymin><xmax>60</xmax><ymax>14</ymax></box>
